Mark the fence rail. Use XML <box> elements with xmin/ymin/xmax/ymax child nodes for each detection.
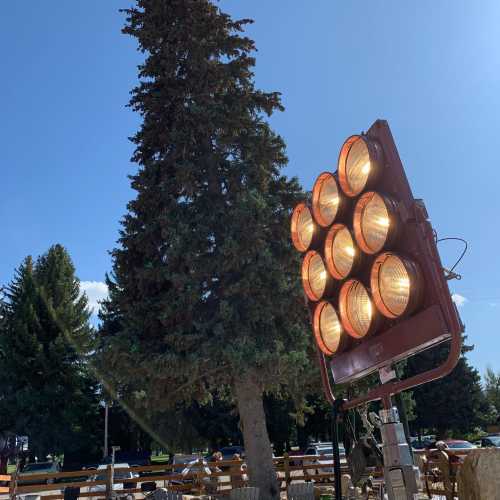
<box><xmin>3</xmin><ymin>449</ymin><xmax>480</xmax><ymax>499</ymax></box>
<box><xmin>3</xmin><ymin>455</ymin><xmax>358</xmax><ymax>499</ymax></box>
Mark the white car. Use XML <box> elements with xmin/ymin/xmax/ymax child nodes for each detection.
<box><xmin>87</xmin><ymin>463</ymin><xmax>138</xmax><ymax>493</ymax></box>
<box><xmin>303</xmin><ymin>444</ymin><xmax>346</xmax><ymax>477</ymax></box>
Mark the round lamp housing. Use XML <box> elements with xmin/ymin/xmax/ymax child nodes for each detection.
<box><xmin>324</xmin><ymin>224</ymin><xmax>362</xmax><ymax>280</ymax></box>
<box><xmin>353</xmin><ymin>191</ymin><xmax>400</xmax><ymax>255</ymax></box>
<box><xmin>312</xmin><ymin>172</ymin><xmax>343</xmax><ymax>227</ymax></box>
<box><xmin>301</xmin><ymin>251</ymin><xmax>333</xmax><ymax>302</ymax></box>
<box><xmin>291</xmin><ymin>203</ymin><xmax>317</xmax><ymax>252</ymax></box>
<box><xmin>339</xmin><ymin>279</ymin><xmax>380</xmax><ymax>339</ymax></box>
<box><xmin>371</xmin><ymin>252</ymin><xmax>423</xmax><ymax>319</ymax></box>
<box><xmin>338</xmin><ymin>135</ymin><xmax>382</xmax><ymax>197</ymax></box>
<box><xmin>313</xmin><ymin>301</ymin><xmax>347</xmax><ymax>356</ymax></box>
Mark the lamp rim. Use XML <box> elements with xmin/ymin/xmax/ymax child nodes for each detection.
<box><xmin>301</xmin><ymin>250</ymin><xmax>329</xmax><ymax>302</ymax></box>
<box><xmin>291</xmin><ymin>202</ymin><xmax>314</xmax><ymax>253</ymax></box>
<box><xmin>337</xmin><ymin>135</ymin><xmax>382</xmax><ymax>197</ymax></box>
<box><xmin>324</xmin><ymin>223</ymin><xmax>359</xmax><ymax>280</ymax></box>
<box><xmin>371</xmin><ymin>251</ymin><xmax>423</xmax><ymax>319</ymax></box>
<box><xmin>353</xmin><ymin>191</ymin><xmax>400</xmax><ymax>255</ymax></box>
<box><xmin>313</xmin><ymin>300</ymin><xmax>344</xmax><ymax>356</ymax></box>
<box><xmin>339</xmin><ymin>279</ymin><xmax>379</xmax><ymax>339</ymax></box>
<box><xmin>311</xmin><ymin>171</ymin><xmax>342</xmax><ymax>228</ymax></box>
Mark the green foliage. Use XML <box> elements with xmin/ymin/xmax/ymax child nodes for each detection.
<box><xmin>405</xmin><ymin>339</ymin><xmax>488</xmax><ymax>438</ymax></box>
<box><xmin>484</xmin><ymin>367</ymin><xmax>500</xmax><ymax>417</ymax></box>
<box><xmin>0</xmin><ymin>245</ymin><xmax>101</xmax><ymax>458</ymax></box>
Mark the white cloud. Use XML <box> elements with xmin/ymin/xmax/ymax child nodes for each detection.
<box><xmin>451</xmin><ymin>293</ymin><xmax>468</xmax><ymax>307</ymax></box>
<box><xmin>80</xmin><ymin>281</ymin><xmax>108</xmax><ymax>314</ymax></box>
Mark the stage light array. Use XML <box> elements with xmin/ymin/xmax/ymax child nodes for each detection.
<box><xmin>291</xmin><ymin>130</ymin><xmax>424</xmax><ymax>358</ymax></box>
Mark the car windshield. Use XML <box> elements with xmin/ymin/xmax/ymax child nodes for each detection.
<box><xmin>488</xmin><ymin>437</ymin><xmax>500</xmax><ymax>445</ymax></box>
<box><xmin>95</xmin><ymin>471</ymin><xmax>130</xmax><ymax>481</ymax></box>
<box><xmin>24</xmin><ymin>463</ymin><xmax>53</xmax><ymax>472</ymax></box>
<box><xmin>448</xmin><ymin>442</ymin><xmax>474</xmax><ymax>449</ymax></box>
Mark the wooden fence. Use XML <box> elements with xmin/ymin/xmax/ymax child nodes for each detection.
<box><xmin>1</xmin><ymin>449</ymin><xmax>479</xmax><ymax>499</ymax></box>
<box><xmin>1</xmin><ymin>455</ymin><xmax>367</xmax><ymax>499</ymax></box>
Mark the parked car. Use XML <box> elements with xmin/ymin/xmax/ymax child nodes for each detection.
<box><xmin>219</xmin><ymin>446</ymin><xmax>245</xmax><ymax>461</ymax></box>
<box><xmin>480</xmin><ymin>435</ymin><xmax>500</xmax><ymax>448</ymax></box>
<box><xmin>19</xmin><ymin>461</ymin><xmax>61</xmax><ymax>485</ymax></box>
<box><xmin>442</xmin><ymin>440</ymin><xmax>476</xmax><ymax>462</ymax></box>
<box><xmin>410</xmin><ymin>435</ymin><xmax>436</xmax><ymax>451</ymax></box>
<box><xmin>303</xmin><ymin>443</ymin><xmax>346</xmax><ymax>479</ymax></box>
<box><xmin>443</xmin><ymin>440</ymin><xmax>476</xmax><ymax>452</ymax></box>
<box><xmin>171</xmin><ymin>453</ymin><xmax>202</xmax><ymax>465</ymax></box>
<box><xmin>86</xmin><ymin>463</ymin><xmax>138</xmax><ymax>494</ymax></box>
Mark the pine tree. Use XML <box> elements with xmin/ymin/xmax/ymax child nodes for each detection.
<box><xmin>0</xmin><ymin>245</ymin><xmax>100</xmax><ymax>458</ymax></box>
<box><xmin>484</xmin><ymin>368</ymin><xmax>500</xmax><ymax>414</ymax></box>
<box><xmin>96</xmin><ymin>1</ymin><xmax>311</xmax><ymax>496</ymax></box>
<box><xmin>405</xmin><ymin>339</ymin><xmax>488</xmax><ymax>437</ymax></box>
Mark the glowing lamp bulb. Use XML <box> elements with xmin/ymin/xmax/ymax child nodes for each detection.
<box><xmin>353</xmin><ymin>192</ymin><xmax>400</xmax><ymax>254</ymax></box>
<box><xmin>324</xmin><ymin>224</ymin><xmax>359</xmax><ymax>280</ymax></box>
<box><xmin>371</xmin><ymin>252</ymin><xmax>423</xmax><ymax>319</ymax></box>
<box><xmin>302</xmin><ymin>251</ymin><xmax>331</xmax><ymax>301</ymax></box>
<box><xmin>313</xmin><ymin>301</ymin><xmax>345</xmax><ymax>356</ymax></box>
<box><xmin>339</xmin><ymin>279</ymin><xmax>379</xmax><ymax>339</ymax></box>
<box><xmin>312</xmin><ymin>172</ymin><xmax>343</xmax><ymax>227</ymax></box>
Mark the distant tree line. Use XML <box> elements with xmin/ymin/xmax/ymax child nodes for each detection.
<box><xmin>0</xmin><ymin>247</ymin><xmax>497</xmax><ymax>469</ymax></box>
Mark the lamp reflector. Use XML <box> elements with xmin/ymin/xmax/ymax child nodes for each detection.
<box><xmin>324</xmin><ymin>224</ymin><xmax>358</xmax><ymax>280</ymax></box>
<box><xmin>371</xmin><ymin>252</ymin><xmax>423</xmax><ymax>318</ymax></box>
<box><xmin>313</xmin><ymin>301</ymin><xmax>344</xmax><ymax>356</ymax></box>
<box><xmin>302</xmin><ymin>251</ymin><xmax>329</xmax><ymax>301</ymax></box>
<box><xmin>353</xmin><ymin>191</ymin><xmax>399</xmax><ymax>254</ymax></box>
<box><xmin>291</xmin><ymin>203</ymin><xmax>316</xmax><ymax>252</ymax></box>
<box><xmin>312</xmin><ymin>172</ymin><xmax>342</xmax><ymax>227</ymax></box>
<box><xmin>339</xmin><ymin>279</ymin><xmax>379</xmax><ymax>339</ymax></box>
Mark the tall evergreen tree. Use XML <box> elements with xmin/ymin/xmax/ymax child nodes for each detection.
<box><xmin>96</xmin><ymin>1</ymin><xmax>311</xmax><ymax>496</ymax></box>
<box><xmin>0</xmin><ymin>245</ymin><xmax>100</xmax><ymax>458</ymax></box>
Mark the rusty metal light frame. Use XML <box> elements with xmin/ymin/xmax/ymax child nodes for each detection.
<box><xmin>301</xmin><ymin>120</ymin><xmax>463</xmax><ymax>410</ymax></box>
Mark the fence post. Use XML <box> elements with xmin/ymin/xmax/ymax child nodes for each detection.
<box><xmin>8</xmin><ymin>473</ymin><xmax>15</xmax><ymax>500</ymax></box>
<box><xmin>105</xmin><ymin>464</ymin><xmax>112</xmax><ymax>498</ymax></box>
<box><xmin>9</xmin><ymin>458</ymin><xmax>20</xmax><ymax>500</ymax></box>
<box><xmin>283</xmin><ymin>453</ymin><xmax>290</xmax><ymax>487</ymax></box>
<box><xmin>196</xmin><ymin>459</ymin><xmax>204</xmax><ymax>496</ymax></box>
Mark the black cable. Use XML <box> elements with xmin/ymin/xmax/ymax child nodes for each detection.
<box><xmin>345</xmin><ymin>411</ymin><xmax>357</xmax><ymax>445</ymax></box>
<box><xmin>332</xmin><ymin>399</ymin><xmax>345</xmax><ymax>500</ymax></box>
<box><xmin>436</xmin><ymin>237</ymin><xmax>468</xmax><ymax>273</ymax></box>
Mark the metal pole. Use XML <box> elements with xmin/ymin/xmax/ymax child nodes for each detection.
<box><xmin>331</xmin><ymin>400</ymin><xmax>343</xmax><ymax>500</ymax></box>
<box><xmin>379</xmin><ymin>405</ymin><xmax>420</xmax><ymax>500</ymax></box>
<box><xmin>104</xmin><ymin>402</ymin><xmax>109</xmax><ymax>460</ymax></box>
<box><xmin>109</xmin><ymin>446</ymin><xmax>120</xmax><ymax>499</ymax></box>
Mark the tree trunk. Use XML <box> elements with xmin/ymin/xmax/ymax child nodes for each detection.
<box><xmin>233</xmin><ymin>372</ymin><xmax>279</xmax><ymax>500</ymax></box>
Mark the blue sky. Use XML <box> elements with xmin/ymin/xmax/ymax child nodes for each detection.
<box><xmin>1</xmin><ymin>1</ymin><xmax>499</xmax><ymax>374</ymax></box>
